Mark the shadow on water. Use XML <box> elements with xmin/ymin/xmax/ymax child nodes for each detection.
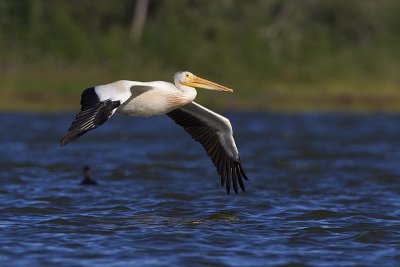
<box><xmin>1</xmin><ymin>112</ymin><xmax>400</xmax><ymax>266</ymax></box>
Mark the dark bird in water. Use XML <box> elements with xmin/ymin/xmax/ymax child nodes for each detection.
<box><xmin>81</xmin><ymin>166</ymin><xmax>98</xmax><ymax>185</ymax></box>
<box><xmin>60</xmin><ymin>71</ymin><xmax>248</xmax><ymax>194</ymax></box>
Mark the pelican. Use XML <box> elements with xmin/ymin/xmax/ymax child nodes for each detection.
<box><xmin>60</xmin><ymin>71</ymin><xmax>248</xmax><ymax>194</ymax></box>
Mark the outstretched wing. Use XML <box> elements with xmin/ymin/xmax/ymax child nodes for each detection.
<box><xmin>60</xmin><ymin>87</ymin><xmax>122</xmax><ymax>146</ymax></box>
<box><xmin>167</xmin><ymin>102</ymin><xmax>248</xmax><ymax>194</ymax></box>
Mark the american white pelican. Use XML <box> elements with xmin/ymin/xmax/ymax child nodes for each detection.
<box><xmin>60</xmin><ymin>71</ymin><xmax>248</xmax><ymax>194</ymax></box>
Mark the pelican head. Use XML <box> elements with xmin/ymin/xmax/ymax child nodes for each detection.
<box><xmin>175</xmin><ymin>71</ymin><xmax>234</xmax><ymax>92</ymax></box>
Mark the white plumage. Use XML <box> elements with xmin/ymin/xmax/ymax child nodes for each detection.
<box><xmin>60</xmin><ymin>71</ymin><xmax>248</xmax><ymax>194</ymax></box>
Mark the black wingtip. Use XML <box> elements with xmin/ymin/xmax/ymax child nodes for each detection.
<box><xmin>220</xmin><ymin>160</ymin><xmax>249</xmax><ymax>194</ymax></box>
<box><xmin>59</xmin><ymin>130</ymin><xmax>83</xmax><ymax>147</ymax></box>
<box><xmin>59</xmin><ymin>87</ymin><xmax>121</xmax><ymax>148</ymax></box>
<box><xmin>238</xmin><ymin>161</ymin><xmax>249</xmax><ymax>181</ymax></box>
<box><xmin>59</xmin><ymin>138</ymin><xmax>69</xmax><ymax>147</ymax></box>
<box><xmin>232</xmin><ymin>167</ymin><xmax>238</xmax><ymax>194</ymax></box>
<box><xmin>226</xmin><ymin>169</ymin><xmax>231</xmax><ymax>194</ymax></box>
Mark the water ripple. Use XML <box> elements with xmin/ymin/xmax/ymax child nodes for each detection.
<box><xmin>1</xmin><ymin>113</ymin><xmax>400</xmax><ymax>266</ymax></box>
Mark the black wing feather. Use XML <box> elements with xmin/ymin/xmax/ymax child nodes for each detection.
<box><xmin>167</xmin><ymin>107</ymin><xmax>248</xmax><ymax>194</ymax></box>
<box><xmin>60</xmin><ymin>87</ymin><xmax>120</xmax><ymax>146</ymax></box>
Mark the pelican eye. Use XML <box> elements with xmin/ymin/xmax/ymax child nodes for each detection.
<box><xmin>185</xmin><ymin>73</ymin><xmax>190</xmax><ymax>78</ymax></box>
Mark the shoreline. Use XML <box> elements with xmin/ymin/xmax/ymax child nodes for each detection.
<box><xmin>2</xmin><ymin>91</ymin><xmax>400</xmax><ymax>113</ymax></box>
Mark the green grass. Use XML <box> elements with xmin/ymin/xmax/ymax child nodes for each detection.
<box><xmin>2</xmin><ymin>0</ymin><xmax>400</xmax><ymax>112</ymax></box>
<box><xmin>1</xmin><ymin>55</ymin><xmax>400</xmax><ymax>113</ymax></box>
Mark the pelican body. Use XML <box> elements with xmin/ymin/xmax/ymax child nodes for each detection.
<box><xmin>60</xmin><ymin>71</ymin><xmax>248</xmax><ymax>194</ymax></box>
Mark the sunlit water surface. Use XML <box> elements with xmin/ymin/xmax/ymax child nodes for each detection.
<box><xmin>1</xmin><ymin>112</ymin><xmax>400</xmax><ymax>266</ymax></box>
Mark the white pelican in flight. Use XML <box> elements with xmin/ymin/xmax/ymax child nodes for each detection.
<box><xmin>60</xmin><ymin>71</ymin><xmax>248</xmax><ymax>194</ymax></box>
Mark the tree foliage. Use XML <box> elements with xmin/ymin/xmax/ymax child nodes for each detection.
<box><xmin>1</xmin><ymin>0</ymin><xmax>400</xmax><ymax>110</ymax></box>
<box><xmin>1</xmin><ymin>0</ymin><xmax>399</xmax><ymax>63</ymax></box>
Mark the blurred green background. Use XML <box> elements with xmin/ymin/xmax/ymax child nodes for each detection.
<box><xmin>1</xmin><ymin>0</ymin><xmax>400</xmax><ymax>112</ymax></box>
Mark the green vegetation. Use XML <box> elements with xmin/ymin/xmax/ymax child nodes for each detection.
<box><xmin>1</xmin><ymin>0</ymin><xmax>400</xmax><ymax>112</ymax></box>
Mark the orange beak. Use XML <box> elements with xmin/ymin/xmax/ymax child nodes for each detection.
<box><xmin>183</xmin><ymin>75</ymin><xmax>234</xmax><ymax>92</ymax></box>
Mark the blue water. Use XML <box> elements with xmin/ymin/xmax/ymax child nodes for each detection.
<box><xmin>1</xmin><ymin>112</ymin><xmax>400</xmax><ymax>266</ymax></box>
